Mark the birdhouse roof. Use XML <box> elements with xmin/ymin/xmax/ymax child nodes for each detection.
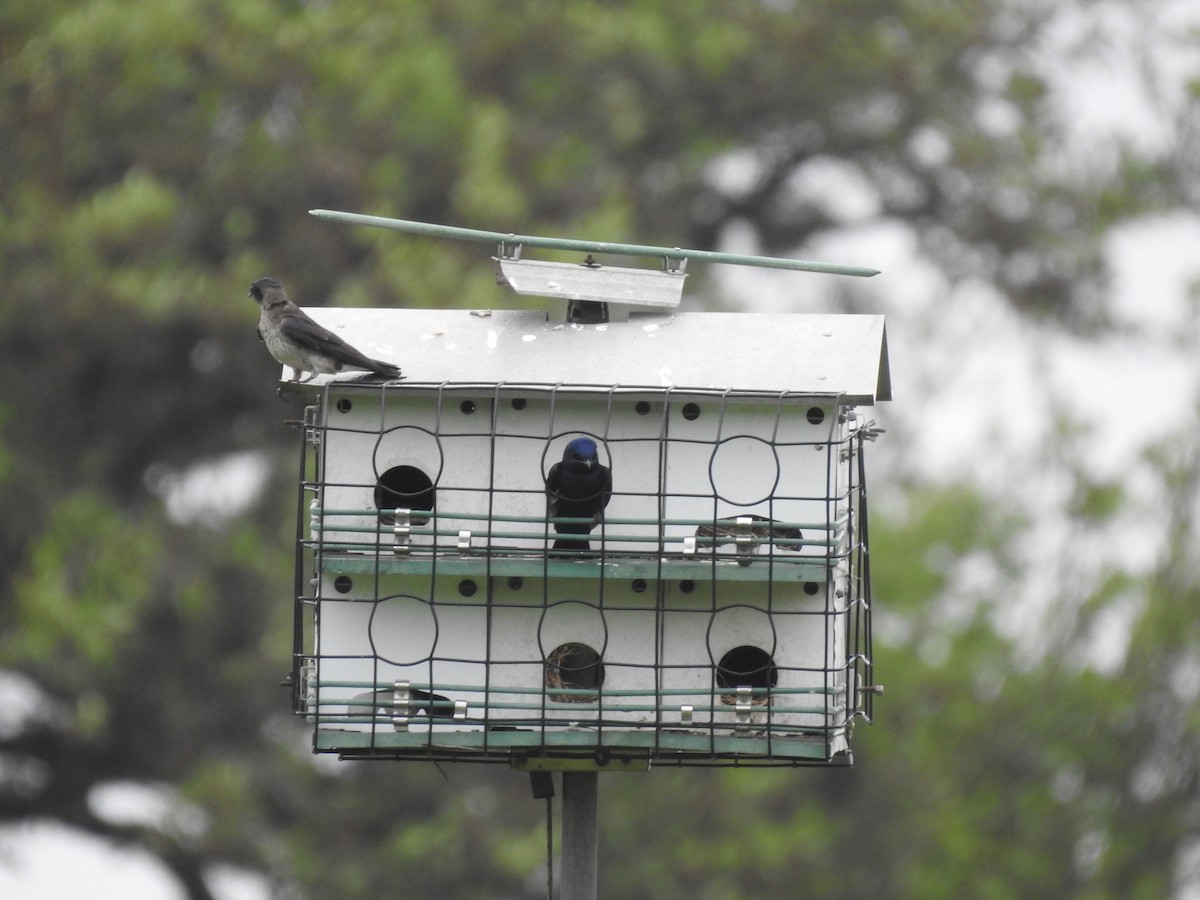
<box><xmin>289</xmin><ymin>308</ymin><xmax>891</xmax><ymax>405</ymax></box>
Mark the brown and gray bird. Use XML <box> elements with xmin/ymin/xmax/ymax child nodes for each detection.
<box><xmin>249</xmin><ymin>276</ymin><xmax>402</xmax><ymax>383</ymax></box>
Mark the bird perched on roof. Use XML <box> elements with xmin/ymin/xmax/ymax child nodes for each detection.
<box><xmin>249</xmin><ymin>276</ymin><xmax>402</xmax><ymax>383</ymax></box>
<box><xmin>545</xmin><ymin>437</ymin><xmax>612</xmax><ymax>554</ymax></box>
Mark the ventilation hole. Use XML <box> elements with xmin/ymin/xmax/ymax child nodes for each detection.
<box><xmin>807</xmin><ymin>406</ymin><xmax>825</xmax><ymax>425</ymax></box>
<box><xmin>631</xmin><ymin>579</ymin><xmax>648</xmax><ymax>593</ymax></box>
<box><xmin>635</xmin><ymin>401</ymin><xmax>651</xmax><ymax>415</ymax></box>
<box><xmin>545</xmin><ymin>642</ymin><xmax>605</xmax><ymax>702</ymax></box>
<box><xmin>804</xmin><ymin>582</ymin><xmax>819</xmax><ymax>595</ymax></box>
<box><xmin>460</xmin><ymin>400</ymin><xmax>476</xmax><ymax>414</ymax></box>
<box><xmin>717</xmin><ymin>646</ymin><xmax>778</xmax><ymax>706</ymax></box>
<box><xmin>333</xmin><ymin>575</ymin><xmax>352</xmax><ymax>594</ymax></box>
<box><xmin>679</xmin><ymin>580</ymin><xmax>696</xmax><ymax>594</ymax></box>
<box><xmin>375</xmin><ymin>465</ymin><xmax>435</xmax><ymax>526</ymax></box>
<box><xmin>336</xmin><ymin>398</ymin><xmax>352</xmax><ymax>413</ymax></box>
<box><xmin>681</xmin><ymin>402</ymin><xmax>701</xmax><ymax>421</ymax></box>
<box><xmin>511</xmin><ymin>398</ymin><xmax>527</xmax><ymax>410</ymax></box>
<box><xmin>507</xmin><ymin>576</ymin><xmax>524</xmax><ymax>590</ymax></box>
<box><xmin>458</xmin><ymin>579</ymin><xmax>477</xmax><ymax>598</ymax></box>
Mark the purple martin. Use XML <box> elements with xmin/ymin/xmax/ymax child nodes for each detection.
<box><xmin>545</xmin><ymin>437</ymin><xmax>612</xmax><ymax>553</ymax></box>
<box><xmin>249</xmin><ymin>276</ymin><xmax>402</xmax><ymax>383</ymax></box>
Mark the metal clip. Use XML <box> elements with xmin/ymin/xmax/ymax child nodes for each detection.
<box><xmin>663</xmin><ymin>254</ymin><xmax>688</xmax><ymax>275</ymax></box>
<box><xmin>859</xmin><ymin>419</ymin><xmax>886</xmax><ymax>442</ymax></box>
<box><xmin>734</xmin><ymin>686</ymin><xmax>753</xmax><ymax>730</ymax></box>
<box><xmin>682</xmin><ymin>536</ymin><xmax>697</xmax><ymax>556</ymax></box>
<box><xmin>299</xmin><ymin>663</ymin><xmax>316</xmax><ymax>717</ymax></box>
<box><xmin>680</xmin><ymin>704</ymin><xmax>694</xmax><ymax>725</ymax></box>
<box><xmin>453</xmin><ymin>700</ymin><xmax>468</xmax><ymax>720</ymax></box>
<box><xmin>304</xmin><ymin>405</ymin><xmax>321</xmax><ymax>446</ymax></box>
<box><xmin>392</xmin><ymin>680</ymin><xmax>410</xmax><ymax>732</ymax></box>
<box><xmin>309</xmin><ymin>499</ymin><xmax>320</xmax><ymax>538</ymax></box>
<box><xmin>392</xmin><ymin>509</ymin><xmax>411</xmax><ymax>556</ymax></box>
<box><xmin>457</xmin><ymin>530</ymin><xmax>472</xmax><ymax>551</ymax></box>
<box><xmin>735</xmin><ymin>516</ymin><xmax>755</xmax><ymax>564</ymax></box>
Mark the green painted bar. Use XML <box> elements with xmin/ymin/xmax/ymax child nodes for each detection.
<box><xmin>309</xmin><ymin>209</ymin><xmax>879</xmax><ymax>277</ymax></box>
<box><xmin>310</xmin><ymin>553</ymin><xmax>834</xmax><ymax>582</ymax></box>
<box><xmin>321</xmin><ymin>681</ymin><xmax>842</xmax><ymax>696</ymax></box>
<box><xmin>314</xmin><ymin>507</ymin><xmax>831</xmax><ymax>532</ymax></box>
<box><xmin>313</xmin><ymin>728</ymin><xmax>836</xmax><ymax>760</ymax></box>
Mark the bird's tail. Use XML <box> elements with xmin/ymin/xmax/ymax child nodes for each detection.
<box><xmin>368</xmin><ymin>359</ymin><xmax>403</xmax><ymax>379</ymax></box>
<box><xmin>552</xmin><ymin>536</ymin><xmax>592</xmax><ymax>553</ymax></box>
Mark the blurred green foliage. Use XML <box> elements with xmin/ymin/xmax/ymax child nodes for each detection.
<box><xmin>2</xmin><ymin>1</ymin><xmax>1198</xmax><ymax>898</ymax></box>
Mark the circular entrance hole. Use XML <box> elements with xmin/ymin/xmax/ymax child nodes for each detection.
<box><xmin>545</xmin><ymin>642</ymin><xmax>605</xmax><ymax>703</ymax></box>
<box><xmin>716</xmin><ymin>645</ymin><xmax>778</xmax><ymax>706</ymax></box>
<box><xmin>375</xmin><ymin>465</ymin><xmax>435</xmax><ymax>525</ymax></box>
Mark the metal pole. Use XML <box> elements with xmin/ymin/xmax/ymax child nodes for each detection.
<box><xmin>561</xmin><ymin>772</ymin><xmax>598</xmax><ymax>900</ymax></box>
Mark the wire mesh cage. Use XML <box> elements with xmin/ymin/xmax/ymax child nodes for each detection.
<box><xmin>288</xmin><ymin>307</ymin><xmax>886</xmax><ymax>767</ymax></box>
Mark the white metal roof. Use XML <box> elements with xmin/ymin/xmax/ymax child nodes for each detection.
<box><xmin>288</xmin><ymin>308</ymin><xmax>891</xmax><ymax>405</ymax></box>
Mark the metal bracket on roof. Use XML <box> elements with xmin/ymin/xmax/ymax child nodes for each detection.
<box><xmin>494</xmin><ymin>256</ymin><xmax>686</xmax><ymax>308</ymax></box>
<box><xmin>496</xmin><ymin>238</ymin><xmax>523</xmax><ymax>260</ymax></box>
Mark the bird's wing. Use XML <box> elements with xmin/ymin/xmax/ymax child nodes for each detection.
<box><xmin>277</xmin><ymin>308</ymin><xmax>356</xmax><ymax>354</ymax></box>
<box><xmin>600</xmin><ymin>467</ymin><xmax>613</xmax><ymax>510</ymax></box>
<box><xmin>545</xmin><ymin>463</ymin><xmax>563</xmax><ymax>513</ymax></box>
<box><xmin>278</xmin><ymin>308</ymin><xmax>383</xmax><ymax>369</ymax></box>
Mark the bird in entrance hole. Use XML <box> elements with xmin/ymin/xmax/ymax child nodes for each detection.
<box><xmin>545</xmin><ymin>437</ymin><xmax>612</xmax><ymax>554</ymax></box>
<box><xmin>249</xmin><ymin>276</ymin><xmax>402</xmax><ymax>383</ymax></box>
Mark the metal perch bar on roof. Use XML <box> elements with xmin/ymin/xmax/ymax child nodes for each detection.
<box><xmin>308</xmin><ymin>210</ymin><xmax>880</xmax><ymax>278</ymax></box>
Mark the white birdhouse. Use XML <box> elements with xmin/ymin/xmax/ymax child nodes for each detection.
<box><xmin>286</xmin><ymin>295</ymin><xmax>889</xmax><ymax>767</ymax></box>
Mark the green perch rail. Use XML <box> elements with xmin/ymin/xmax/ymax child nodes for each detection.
<box><xmin>309</xmin><ymin>209</ymin><xmax>880</xmax><ymax>278</ymax></box>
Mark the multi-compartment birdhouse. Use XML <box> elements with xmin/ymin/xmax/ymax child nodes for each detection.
<box><xmin>288</xmin><ymin>215</ymin><xmax>889</xmax><ymax>767</ymax></box>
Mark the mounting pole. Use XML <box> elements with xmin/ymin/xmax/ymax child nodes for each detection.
<box><xmin>561</xmin><ymin>772</ymin><xmax>599</xmax><ymax>900</ymax></box>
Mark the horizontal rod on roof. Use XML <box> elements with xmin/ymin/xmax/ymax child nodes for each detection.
<box><xmin>309</xmin><ymin>209</ymin><xmax>880</xmax><ymax>278</ymax></box>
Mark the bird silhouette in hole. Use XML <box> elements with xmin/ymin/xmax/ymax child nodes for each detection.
<box><xmin>545</xmin><ymin>437</ymin><xmax>612</xmax><ymax>554</ymax></box>
<box><xmin>249</xmin><ymin>276</ymin><xmax>402</xmax><ymax>383</ymax></box>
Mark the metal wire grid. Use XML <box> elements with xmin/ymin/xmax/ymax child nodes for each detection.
<box><xmin>292</xmin><ymin>381</ymin><xmax>874</xmax><ymax>766</ymax></box>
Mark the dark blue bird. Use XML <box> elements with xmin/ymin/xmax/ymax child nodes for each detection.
<box><xmin>545</xmin><ymin>437</ymin><xmax>612</xmax><ymax>554</ymax></box>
